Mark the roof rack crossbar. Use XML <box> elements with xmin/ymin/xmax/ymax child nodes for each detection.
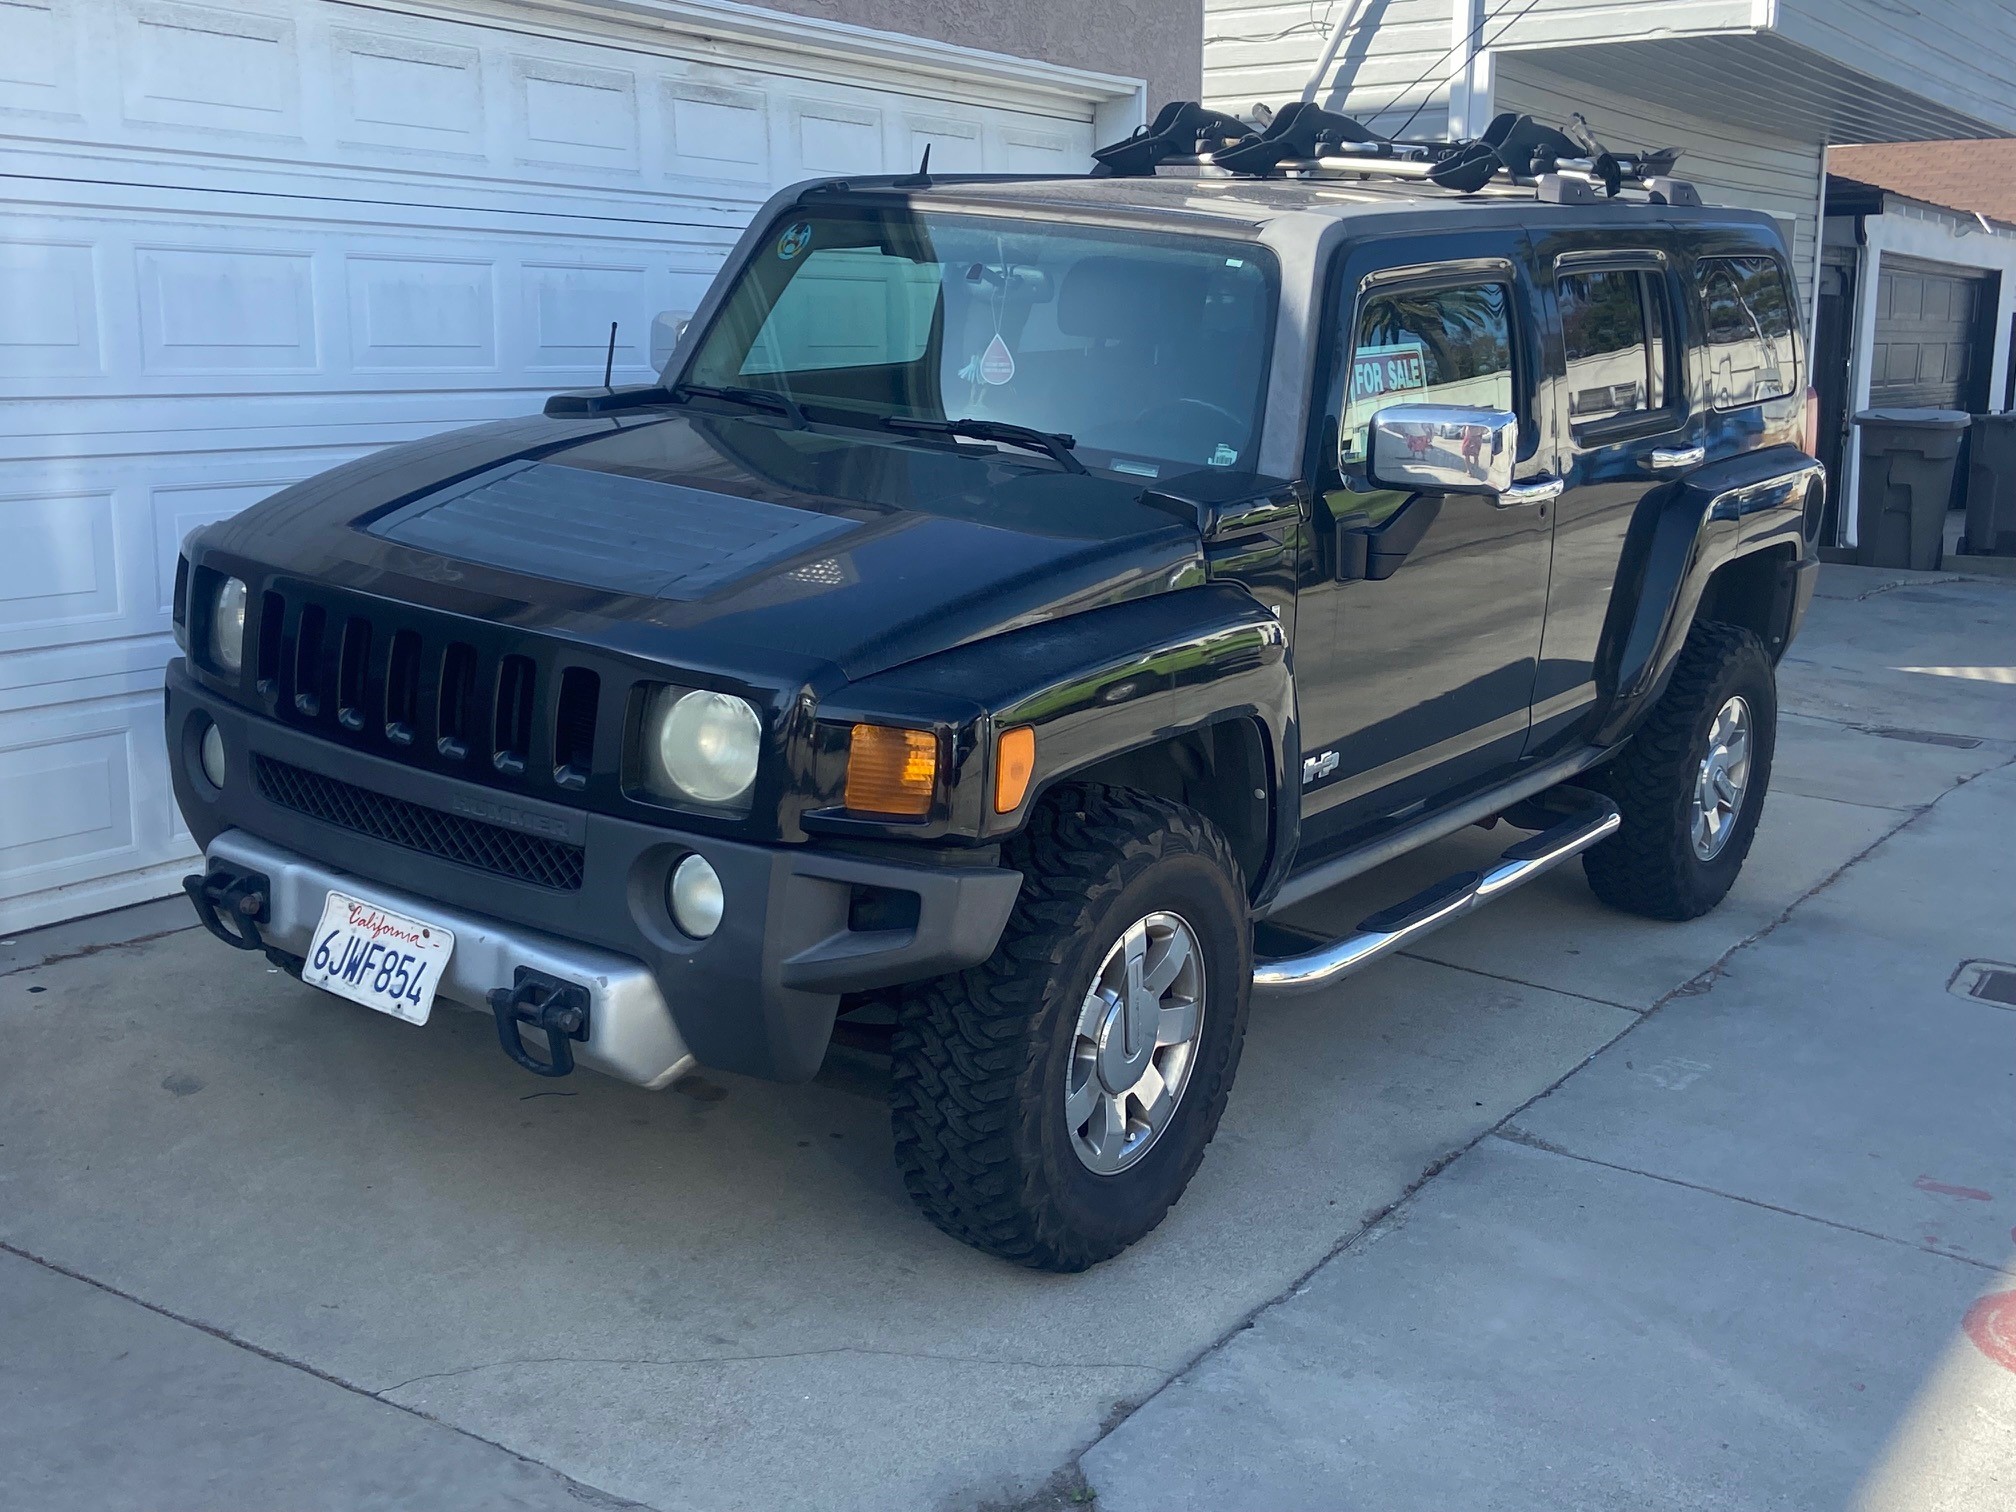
<box><xmin>1093</xmin><ymin>101</ymin><xmax>1695</xmax><ymax>204</ymax></box>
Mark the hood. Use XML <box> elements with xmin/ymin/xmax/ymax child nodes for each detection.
<box><xmin>201</xmin><ymin>408</ymin><xmax>1204</xmax><ymax>683</ymax></box>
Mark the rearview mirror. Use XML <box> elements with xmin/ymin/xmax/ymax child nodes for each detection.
<box><xmin>1367</xmin><ymin>405</ymin><xmax>1516</xmax><ymax>496</ymax></box>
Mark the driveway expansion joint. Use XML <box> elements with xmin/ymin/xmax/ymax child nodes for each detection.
<box><xmin>1489</xmin><ymin>1131</ymin><xmax>2006</xmax><ymax>1273</ymax></box>
<box><xmin>0</xmin><ymin>1237</ymin><xmax>655</xmax><ymax>1512</ymax></box>
<box><xmin>376</xmin><ymin>1349</ymin><xmax>1166</xmax><ymax>1398</ymax></box>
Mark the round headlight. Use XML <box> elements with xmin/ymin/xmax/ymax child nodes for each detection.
<box><xmin>668</xmin><ymin>853</ymin><xmax>724</xmax><ymax>939</ymax></box>
<box><xmin>649</xmin><ymin>689</ymin><xmax>762</xmax><ymax>806</ymax></box>
<box><xmin>199</xmin><ymin>721</ymin><xmax>228</xmax><ymax>789</ymax></box>
<box><xmin>210</xmin><ymin>576</ymin><xmax>247</xmax><ymax>675</ymax></box>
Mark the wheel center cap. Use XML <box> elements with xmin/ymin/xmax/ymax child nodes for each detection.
<box><xmin>1094</xmin><ymin>993</ymin><xmax>1154</xmax><ymax>1093</ymax></box>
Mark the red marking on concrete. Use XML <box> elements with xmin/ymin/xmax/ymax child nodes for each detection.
<box><xmin>1914</xmin><ymin>1175</ymin><xmax>1994</xmax><ymax>1202</ymax></box>
<box><xmin>1962</xmin><ymin>1291</ymin><xmax>2016</xmax><ymax>1374</ymax></box>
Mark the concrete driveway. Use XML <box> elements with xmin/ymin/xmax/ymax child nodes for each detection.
<box><xmin>3</xmin><ymin>565</ymin><xmax>2012</xmax><ymax>1511</ymax></box>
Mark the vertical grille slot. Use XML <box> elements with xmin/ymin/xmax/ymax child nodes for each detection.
<box><xmin>437</xmin><ymin>642</ymin><xmax>477</xmax><ymax>760</ymax></box>
<box><xmin>336</xmin><ymin>616</ymin><xmax>372</xmax><ymax>731</ymax></box>
<box><xmin>292</xmin><ymin>604</ymin><xmax>326</xmax><ymax>718</ymax></box>
<box><xmin>493</xmin><ymin>655</ymin><xmax>536</xmax><ymax>775</ymax></box>
<box><xmin>256</xmin><ymin>591</ymin><xmax>285</xmax><ymax>692</ymax></box>
<box><xmin>172</xmin><ymin>556</ymin><xmax>190</xmax><ymax>638</ymax></box>
<box><xmin>553</xmin><ymin>667</ymin><xmax>599</xmax><ymax>788</ymax></box>
<box><xmin>384</xmin><ymin>630</ymin><xmax>421</xmax><ymax>747</ymax></box>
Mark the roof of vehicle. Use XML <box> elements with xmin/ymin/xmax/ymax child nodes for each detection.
<box><xmin>824</xmin><ymin>168</ymin><xmax>1784</xmax><ymax>244</ymax></box>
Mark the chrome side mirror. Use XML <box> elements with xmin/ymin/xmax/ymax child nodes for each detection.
<box><xmin>1367</xmin><ymin>405</ymin><xmax>1516</xmax><ymax>496</ymax></box>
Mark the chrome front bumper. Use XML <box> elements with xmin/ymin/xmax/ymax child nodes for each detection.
<box><xmin>207</xmin><ymin>830</ymin><xmax>695</xmax><ymax>1090</ymax></box>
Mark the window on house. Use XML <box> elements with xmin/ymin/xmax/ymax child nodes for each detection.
<box><xmin>1697</xmin><ymin>256</ymin><xmax>1798</xmax><ymax>408</ymax></box>
<box><xmin>1557</xmin><ymin>266</ymin><xmax>1674</xmax><ymax>426</ymax></box>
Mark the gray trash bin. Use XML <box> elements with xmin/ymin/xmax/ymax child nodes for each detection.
<box><xmin>1853</xmin><ymin>408</ymin><xmax>1970</xmax><ymax>571</ymax></box>
<box><xmin>1961</xmin><ymin>411</ymin><xmax>2016</xmax><ymax>557</ymax></box>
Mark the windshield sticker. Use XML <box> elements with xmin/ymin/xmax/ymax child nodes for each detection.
<box><xmin>776</xmin><ymin>221</ymin><xmax>813</xmax><ymax>261</ymax></box>
<box><xmin>1208</xmin><ymin>443</ymin><xmax>1240</xmax><ymax>467</ymax></box>
<box><xmin>1351</xmin><ymin>340</ymin><xmax>1428</xmax><ymax>402</ymax></box>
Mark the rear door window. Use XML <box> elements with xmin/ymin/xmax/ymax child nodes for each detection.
<box><xmin>1556</xmin><ymin>266</ymin><xmax>1676</xmax><ymax>427</ymax></box>
<box><xmin>1696</xmin><ymin>256</ymin><xmax>1798</xmax><ymax>408</ymax></box>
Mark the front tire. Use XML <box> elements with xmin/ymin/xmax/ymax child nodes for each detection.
<box><xmin>888</xmin><ymin>785</ymin><xmax>1251</xmax><ymax>1271</ymax></box>
<box><xmin>1583</xmin><ymin>620</ymin><xmax>1777</xmax><ymax>920</ymax></box>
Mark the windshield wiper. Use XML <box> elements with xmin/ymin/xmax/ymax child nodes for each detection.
<box><xmin>883</xmin><ymin>416</ymin><xmax>1086</xmax><ymax>474</ymax></box>
<box><xmin>671</xmin><ymin>382</ymin><xmax>808</xmax><ymax>428</ymax></box>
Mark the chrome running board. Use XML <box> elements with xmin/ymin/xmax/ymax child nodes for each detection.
<box><xmin>1252</xmin><ymin>795</ymin><xmax>1621</xmax><ymax>994</ymax></box>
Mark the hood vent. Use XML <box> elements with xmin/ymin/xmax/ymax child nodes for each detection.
<box><xmin>368</xmin><ymin>460</ymin><xmax>857</xmax><ymax>601</ymax></box>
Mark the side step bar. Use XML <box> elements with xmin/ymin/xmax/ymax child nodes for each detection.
<box><xmin>1253</xmin><ymin>794</ymin><xmax>1620</xmax><ymax>994</ymax></box>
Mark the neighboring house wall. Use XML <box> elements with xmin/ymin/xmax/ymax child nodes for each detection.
<box><xmin>1493</xmin><ymin>60</ymin><xmax>1826</xmax><ymax>310</ymax></box>
<box><xmin>778</xmin><ymin>0</ymin><xmax>1199</xmax><ymax>112</ymax></box>
<box><xmin>1204</xmin><ymin>0</ymin><xmax>1457</xmax><ymax>138</ymax></box>
<box><xmin>1775</xmin><ymin>0</ymin><xmax>2016</xmax><ymax>136</ymax></box>
<box><xmin>1827</xmin><ymin>197</ymin><xmax>2016</xmax><ymax>548</ymax></box>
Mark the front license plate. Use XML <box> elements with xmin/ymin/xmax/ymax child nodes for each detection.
<box><xmin>302</xmin><ymin>891</ymin><xmax>455</xmax><ymax>1026</ymax></box>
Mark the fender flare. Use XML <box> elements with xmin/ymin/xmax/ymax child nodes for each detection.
<box><xmin>1594</xmin><ymin>444</ymin><xmax>1823</xmax><ymax>746</ymax></box>
<box><xmin>840</xmin><ymin>585</ymin><xmax>1299</xmax><ymax>900</ymax></box>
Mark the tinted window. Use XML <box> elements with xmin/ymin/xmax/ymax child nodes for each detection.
<box><xmin>1558</xmin><ymin>268</ymin><xmax>1672</xmax><ymax>424</ymax></box>
<box><xmin>1339</xmin><ymin>282</ymin><xmax>1514</xmax><ymax>465</ymax></box>
<box><xmin>689</xmin><ymin>208</ymin><xmax>1276</xmax><ymax>479</ymax></box>
<box><xmin>740</xmin><ymin>245</ymin><xmax>942</xmax><ymax>373</ymax></box>
<box><xmin>1697</xmin><ymin>256</ymin><xmax>1797</xmax><ymax>408</ymax></box>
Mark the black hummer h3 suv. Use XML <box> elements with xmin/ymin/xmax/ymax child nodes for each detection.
<box><xmin>171</xmin><ymin>109</ymin><xmax>1823</xmax><ymax>1270</ymax></box>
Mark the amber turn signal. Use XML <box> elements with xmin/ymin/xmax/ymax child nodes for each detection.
<box><xmin>845</xmin><ymin>723</ymin><xmax>937</xmax><ymax>817</ymax></box>
<box><xmin>994</xmin><ymin>726</ymin><xmax>1036</xmax><ymax>813</ymax></box>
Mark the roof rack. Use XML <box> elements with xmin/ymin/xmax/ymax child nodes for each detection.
<box><xmin>1093</xmin><ymin>100</ymin><xmax>1701</xmax><ymax>205</ymax></box>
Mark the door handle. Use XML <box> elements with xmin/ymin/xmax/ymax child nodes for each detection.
<box><xmin>1494</xmin><ymin>476</ymin><xmax>1564</xmax><ymax>508</ymax></box>
<box><xmin>1646</xmin><ymin>445</ymin><xmax>1706</xmax><ymax>472</ymax></box>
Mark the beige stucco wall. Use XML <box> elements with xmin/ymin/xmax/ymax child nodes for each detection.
<box><xmin>765</xmin><ymin>1</ymin><xmax>1199</xmax><ymax>116</ymax></box>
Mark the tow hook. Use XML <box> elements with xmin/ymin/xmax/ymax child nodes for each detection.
<box><xmin>488</xmin><ymin>968</ymin><xmax>591</xmax><ymax>1078</ymax></box>
<box><xmin>184</xmin><ymin>865</ymin><xmax>271</xmax><ymax>953</ymax></box>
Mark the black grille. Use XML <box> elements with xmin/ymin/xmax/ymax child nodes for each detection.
<box><xmin>256</xmin><ymin>586</ymin><xmax>601</xmax><ymax>791</ymax></box>
<box><xmin>255</xmin><ymin>755</ymin><xmax>585</xmax><ymax>891</ymax></box>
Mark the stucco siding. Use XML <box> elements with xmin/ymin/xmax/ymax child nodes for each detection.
<box><xmin>1496</xmin><ymin>56</ymin><xmax>1824</xmax><ymax>309</ymax></box>
<box><xmin>770</xmin><ymin>0</ymin><xmax>1199</xmax><ymax>114</ymax></box>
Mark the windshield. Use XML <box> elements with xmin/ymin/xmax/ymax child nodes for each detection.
<box><xmin>682</xmin><ymin>205</ymin><xmax>1277</xmax><ymax>481</ymax></box>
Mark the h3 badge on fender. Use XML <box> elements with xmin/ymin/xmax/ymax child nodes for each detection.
<box><xmin>302</xmin><ymin>891</ymin><xmax>456</xmax><ymax>1025</ymax></box>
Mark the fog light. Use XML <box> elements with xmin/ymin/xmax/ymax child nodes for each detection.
<box><xmin>668</xmin><ymin>853</ymin><xmax>723</xmax><ymax>939</ymax></box>
<box><xmin>199</xmin><ymin>721</ymin><xmax>228</xmax><ymax>789</ymax></box>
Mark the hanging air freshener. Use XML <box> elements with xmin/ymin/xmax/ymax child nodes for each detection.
<box><xmin>978</xmin><ymin>332</ymin><xmax>1016</xmax><ymax>385</ymax></box>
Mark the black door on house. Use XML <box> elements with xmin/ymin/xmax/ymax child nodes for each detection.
<box><xmin>1813</xmin><ymin>255</ymin><xmax>1856</xmax><ymax>546</ymax></box>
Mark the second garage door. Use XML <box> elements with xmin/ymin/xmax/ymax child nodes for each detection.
<box><xmin>1869</xmin><ymin>255</ymin><xmax>1995</xmax><ymax>409</ymax></box>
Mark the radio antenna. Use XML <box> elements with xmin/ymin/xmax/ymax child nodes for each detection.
<box><xmin>602</xmin><ymin>322</ymin><xmax>617</xmax><ymax>389</ymax></box>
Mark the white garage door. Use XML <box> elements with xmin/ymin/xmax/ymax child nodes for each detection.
<box><xmin>0</xmin><ymin>0</ymin><xmax>1137</xmax><ymax>930</ymax></box>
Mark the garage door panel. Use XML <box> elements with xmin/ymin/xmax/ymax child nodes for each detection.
<box><xmin>19</xmin><ymin>0</ymin><xmax>1096</xmax><ymax>211</ymax></box>
<box><xmin>0</xmin><ymin>0</ymin><xmax>1125</xmax><ymax>924</ymax></box>
<box><xmin>1871</xmin><ymin>257</ymin><xmax>1990</xmax><ymax>409</ymax></box>
<box><xmin>345</xmin><ymin>255</ymin><xmax>499</xmax><ymax>372</ymax></box>
<box><xmin>328</xmin><ymin>25</ymin><xmax>487</xmax><ymax>155</ymax></box>
<box><xmin>0</xmin><ymin>241</ymin><xmax>103</xmax><ymax>379</ymax></box>
<box><xmin>0</xmin><ymin>489</ymin><xmax>122</xmax><ymax>640</ymax></box>
<box><xmin>665</xmin><ymin>81</ymin><xmax>772</xmax><ymax>183</ymax></box>
<box><xmin>0</xmin><ymin>691</ymin><xmax>187</xmax><ymax>930</ymax></box>
<box><xmin>4</xmin><ymin>203</ymin><xmax>728</xmax><ymax>402</ymax></box>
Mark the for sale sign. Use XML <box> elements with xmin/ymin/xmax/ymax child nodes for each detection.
<box><xmin>1351</xmin><ymin>341</ymin><xmax>1428</xmax><ymax>403</ymax></box>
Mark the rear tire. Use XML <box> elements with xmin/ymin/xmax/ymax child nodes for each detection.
<box><xmin>1583</xmin><ymin>620</ymin><xmax>1776</xmax><ymax>921</ymax></box>
<box><xmin>888</xmin><ymin>784</ymin><xmax>1251</xmax><ymax>1271</ymax></box>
